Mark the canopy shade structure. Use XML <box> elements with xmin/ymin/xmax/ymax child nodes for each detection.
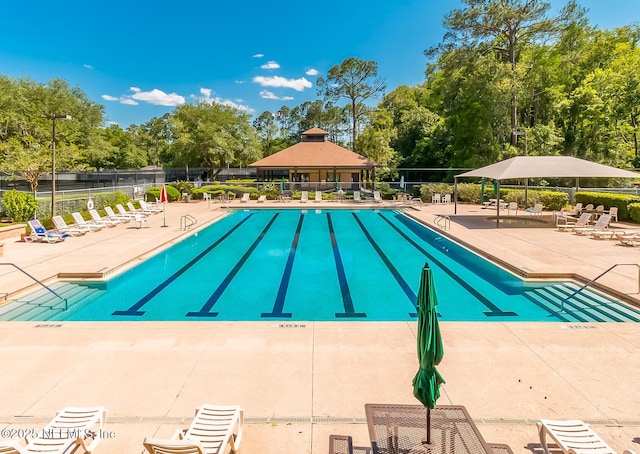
<box><xmin>454</xmin><ymin>156</ymin><xmax>640</xmax><ymax>227</ymax></box>
<box><xmin>456</xmin><ymin>156</ymin><xmax>640</xmax><ymax>180</ymax></box>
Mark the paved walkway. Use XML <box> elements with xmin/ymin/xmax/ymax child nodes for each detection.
<box><xmin>0</xmin><ymin>199</ymin><xmax>638</xmax><ymax>454</ymax></box>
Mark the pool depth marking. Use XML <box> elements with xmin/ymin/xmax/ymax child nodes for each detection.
<box><xmin>187</xmin><ymin>213</ymin><xmax>280</xmax><ymax>317</ymax></box>
<box><xmin>352</xmin><ymin>213</ymin><xmax>416</xmax><ymax>316</ymax></box>
<box><xmin>327</xmin><ymin>213</ymin><xmax>366</xmax><ymax>318</ymax></box>
<box><xmin>261</xmin><ymin>213</ymin><xmax>305</xmax><ymax>318</ymax></box>
<box><xmin>112</xmin><ymin>213</ymin><xmax>255</xmax><ymax>316</ymax></box>
<box><xmin>383</xmin><ymin>212</ymin><xmax>517</xmax><ymax>317</ymax></box>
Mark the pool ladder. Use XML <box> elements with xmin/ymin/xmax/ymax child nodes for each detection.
<box><xmin>434</xmin><ymin>214</ymin><xmax>450</xmax><ymax>230</ymax></box>
<box><xmin>0</xmin><ymin>263</ymin><xmax>68</xmax><ymax>311</ymax></box>
<box><xmin>558</xmin><ymin>263</ymin><xmax>640</xmax><ymax>312</ymax></box>
<box><xmin>180</xmin><ymin>214</ymin><xmax>197</xmax><ymax>231</ymax></box>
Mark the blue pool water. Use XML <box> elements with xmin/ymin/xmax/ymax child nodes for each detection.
<box><xmin>5</xmin><ymin>209</ymin><xmax>640</xmax><ymax>322</ymax></box>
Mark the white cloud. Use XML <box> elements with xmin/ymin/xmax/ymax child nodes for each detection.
<box><xmin>305</xmin><ymin>68</ymin><xmax>319</xmax><ymax>76</ymax></box>
<box><xmin>102</xmin><ymin>95</ymin><xmax>118</xmax><ymax>102</ymax></box>
<box><xmin>260</xmin><ymin>60</ymin><xmax>280</xmax><ymax>70</ymax></box>
<box><xmin>130</xmin><ymin>88</ymin><xmax>185</xmax><ymax>106</ymax></box>
<box><xmin>260</xmin><ymin>90</ymin><xmax>294</xmax><ymax>101</ymax></box>
<box><xmin>84</xmin><ymin>64</ymin><xmax>93</xmax><ymax>70</ymax></box>
<box><xmin>234</xmin><ymin>80</ymin><xmax>245</xmax><ymax>84</ymax></box>
<box><xmin>120</xmin><ymin>98</ymin><xmax>139</xmax><ymax>106</ymax></box>
<box><xmin>252</xmin><ymin>53</ymin><xmax>264</xmax><ymax>58</ymax></box>
<box><xmin>252</xmin><ymin>76</ymin><xmax>312</xmax><ymax>91</ymax></box>
<box><xmin>198</xmin><ymin>87</ymin><xmax>254</xmax><ymax>113</ymax></box>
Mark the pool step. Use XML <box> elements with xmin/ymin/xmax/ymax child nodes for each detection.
<box><xmin>0</xmin><ymin>283</ymin><xmax>106</xmax><ymax>321</ymax></box>
<box><xmin>524</xmin><ymin>283</ymin><xmax>640</xmax><ymax>322</ymax></box>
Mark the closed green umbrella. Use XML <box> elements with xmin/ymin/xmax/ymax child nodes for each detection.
<box><xmin>281</xmin><ymin>176</ymin><xmax>286</xmax><ymax>193</ymax></box>
<box><xmin>412</xmin><ymin>262</ymin><xmax>445</xmax><ymax>446</ymax></box>
<box><xmin>335</xmin><ymin>175</ymin><xmax>339</xmax><ymax>191</ymax></box>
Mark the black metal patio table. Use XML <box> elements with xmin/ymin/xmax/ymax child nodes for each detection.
<box><xmin>365</xmin><ymin>404</ymin><xmax>493</xmax><ymax>454</ymax></box>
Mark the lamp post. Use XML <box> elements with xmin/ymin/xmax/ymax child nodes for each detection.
<box><xmin>50</xmin><ymin>114</ymin><xmax>71</xmax><ymax>217</ymax></box>
<box><xmin>513</xmin><ymin>129</ymin><xmax>528</xmax><ymax>155</ymax></box>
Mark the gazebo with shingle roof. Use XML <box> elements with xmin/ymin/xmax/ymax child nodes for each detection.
<box><xmin>249</xmin><ymin>127</ymin><xmax>378</xmax><ymax>190</ymax></box>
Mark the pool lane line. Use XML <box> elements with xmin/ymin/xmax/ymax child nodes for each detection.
<box><xmin>351</xmin><ymin>213</ymin><xmax>417</xmax><ymax>316</ymax></box>
<box><xmin>327</xmin><ymin>213</ymin><xmax>366</xmax><ymax>318</ymax></box>
<box><xmin>261</xmin><ymin>213</ymin><xmax>305</xmax><ymax>318</ymax></box>
<box><xmin>112</xmin><ymin>212</ymin><xmax>255</xmax><ymax>316</ymax></box>
<box><xmin>187</xmin><ymin>213</ymin><xmax>280</xmax><ymax>318</ymax></box>
<box><xmin>379</xmin><ymin>212</ymin><xmax>518</xmax><ymax>317</ymax></box>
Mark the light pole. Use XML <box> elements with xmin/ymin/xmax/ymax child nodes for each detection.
<box><xmin>513</xmin><ymin>129</ymin><xmax>528</xmax><ymax>155</ymax></box>
<box><xmin>50</xmin><ymin>114</ymin><xmax>71</xmax><ymax>217</ymax></box>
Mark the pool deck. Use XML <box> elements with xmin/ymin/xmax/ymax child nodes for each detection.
<box><xmin>0</xmin><ymin>199</ymin><xmax>638</xmax><ymax>454</ymax></box>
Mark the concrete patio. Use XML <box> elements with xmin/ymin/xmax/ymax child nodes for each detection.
<box><xmin>0</xmin><ymin>198</ymin><xmax>638</xmax><ymax>453</ymax></box>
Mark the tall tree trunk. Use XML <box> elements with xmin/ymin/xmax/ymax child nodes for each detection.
<box><xmin>351</xmin><ymin>99</ymin><xmax>357</xmax><ymax>153</ymax></box>
<box><xmin>509</xmin><ymin>34</ymin><xmax>518</xmax><ymax>147</ymax></box>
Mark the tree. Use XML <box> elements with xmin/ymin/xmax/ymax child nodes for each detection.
<box><xmin>431</xmin><ymin>0</ymin><xmax>585</xmax><ymax>146</ymax></box>
<box><xmin>317</xmin><ymin>57</ymin><xmax>386</xmax><ymax>152</ymax></box>
<box><xmin>356</xmin><ymin>109</ymin><xmax>399</xmax><ymax>179</ymax></box>
<box><xmin>171</xmin><ymin>102</ymin><xmax>261</xmax><ymax>180</ymax></box>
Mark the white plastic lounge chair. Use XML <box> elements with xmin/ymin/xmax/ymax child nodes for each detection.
<box><xmin>104</xmin><ymin>206</ymin><xmax>132</xmax><ymax>223</ymax></box>
<box><xmin>89</xmin><ymin>209</ymin><xmax>118</xmax><ymax>227</ymax></box>
<box><xmin>431</xmin><ymin>193</ymin><xmax>441</xmax><ymax>204</ymax></box>
<box><xmin>143</xmin><ymin>437</ymin><xmax>206</xmax><ymax>454</ymax></box>
<box><xmin>25</xmin><ymin>220</ymin><xmax>68</xmax><ymax>243</ymax></box>
<box><xmin>557</xmin><ymin>213</ymin><xmax>592</xmax><ymax>232</ymax></box>
<box><xmin>537</xmin><ymin>419</ymin><xmax>636</xmax><ymax>454</ymax></box>
<box><xmin>0</xmin><ymin>406</ymin><xmax>108</xmax><ymax>454</ymax></box>
<box><xmin>353</xmin><ymin>191</ymin><xmax>362</xmax><ymax>203</ymax></box>
<box><xmin>573</xmin><ymin>214</ymin><xmax>611</xmax><ymax>235</ymax></box>
<box><xmin>315</xmin><ymin>191</ymin><xmax>322</xmax><ymax>202</ymax></box>
<box><xmin>126</xmin><ymin>201</ymin><xmax>152</xmax><ymax>216</ymax></box>
<box><xmin>72</xmin><ymin>212</ymin><xmax>103</xmax><ymax>231</ymax></box>
<box><xmin>619</xmin><ymin>232</ymin><xmax>640</xmax><ymax>246</ymax></box>
<box><xmin>507</xmin><ymin>202</ymin><xmax>518</xmax><ymax>215</ymax></box>
<box><xmin>239</xmin><ymin>193</ymin><xmax>250</xmax><ymax>202</ymax></box>
<box><xmin>52</xmin><ymin>215</ymin><xmax>87</xmax><ymax>236</ymax></box>
<box><xmin>144</xmin><ymin>405</ymin><xmax>243</xmax><ymax>454</ymax></box>
<box><xmin>300</xmin><ymin>191</ymin><xmax>309</xmax><ymax>203</ymax></box>
<box><xmin>526</xmin><ymin>203</ymin><xmax>543</xmax><ymax>216</ymax></box>
<box><xmin>140</xmin><ymin>200</ymin><xmax>163</xmax><ymax>213</ymax></box>
<box><xmin>257</xmin><ymin>195</ymin><xmax>267</xmax><ymax>203</ymax></box>
<box><xmin>373</xmin><ymin>191</ymin><xmax>383</xmax><ymax>203</ymax></box>
<box><xmin>117</xmin><ymin>204</ymin><xmax>144</xmax><ymax>219</ymax></box>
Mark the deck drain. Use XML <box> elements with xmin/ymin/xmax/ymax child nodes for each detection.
<box><xmin>560</xmin><ymin>325</ymin><xmax>597</xmax><ymax>329</ymax></box>
<box><xmin>272</xmin><ymin>323</ymin><xmax>306</xmax><ymax>328</ymax></box>
<box><xmin>33</xmin><ymin>324</ymin><xmax>65</xmax><ymax>328</ymax></box>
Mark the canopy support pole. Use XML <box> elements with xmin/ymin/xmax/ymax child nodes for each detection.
<box><xmin>454</xmin><ymin>177</ymin><xmax>458</xmax><ymax>214</ymax></box>
<box><xmin>496</xmin><ymin>180</ymin><xmax>501</xmax><ymax>229</ymax></box>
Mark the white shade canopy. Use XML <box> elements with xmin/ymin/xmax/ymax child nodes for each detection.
<box><xmin>456</xmin><ymin>156</ymin><xmax>640</xmax><ymax>180</ymax></box>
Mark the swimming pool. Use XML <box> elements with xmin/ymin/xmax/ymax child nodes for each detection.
<box><xmin>4</xmin><ymin>209</ymin><xmax>640</xmax><ymax>322</ymax></box>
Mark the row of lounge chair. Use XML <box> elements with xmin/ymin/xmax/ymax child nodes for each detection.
<box><xmin>238</xmin><ymin>191</ymin><xmax>384</xmax><ymax>203</ymax></box>
<box><xmin>0</xmin><ymin>404</ymin><xmax>243</xmax><ymax>454</ymax></box>
<box><xmin>556</xmin><ymin>211</ymin><xmax>640</xmax><ymax>244</ymax></box>
<box><xmin>26</xmin><ymin>202</ymin><xmax>163</xmax><ymax>243</ymax></box>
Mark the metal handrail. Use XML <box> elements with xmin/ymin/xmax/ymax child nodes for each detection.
<box><xmin>434</xmin><ymin>214</ymin><xmax>450</xmax><ymax>230</ymax></box>
<box><xmin>559</xmin><ymin>263</ymin><xmax>640</xmax><ymax>312</ymax></box>
<box><xmin>180</xmin><ymin>214</ymin><xmax>197</xmax><ymax>231</ymax></box>
<box><xmin>0</xmin><ymin>263</ymin><xmax>68</xmax><ymax>311</ymax></box>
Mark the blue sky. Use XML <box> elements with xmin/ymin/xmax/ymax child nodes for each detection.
<box><xmin>1</xmin><ymin>0</ymin><xmax>638</xmax><ymax>128</ymax></box>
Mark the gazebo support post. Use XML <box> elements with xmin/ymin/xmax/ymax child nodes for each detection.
<box><xmin>496</xmin><ymin>180</ymin><xmax>501</xmax><ymax>228</ymax></box>
<box><xmin>454</xmin><ymin>177</ymin><xmax>458</xmax><ymax>214</ymax></box>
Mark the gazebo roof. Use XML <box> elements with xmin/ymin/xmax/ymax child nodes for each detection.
<box><xmin>249</xmin><ymin>131</ymin><xmax>377</xmax><ymax>169</ymax></box>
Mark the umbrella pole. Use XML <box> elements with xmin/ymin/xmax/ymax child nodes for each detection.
<box><xmin>162</xmin><ymin>202</ymin><xmax>167</xmax><ymax>228</ymax></box>
<box><xmin>422</xmin><ymin>407</ymin><xmax>434</xmax><ymax>446</ymax></box>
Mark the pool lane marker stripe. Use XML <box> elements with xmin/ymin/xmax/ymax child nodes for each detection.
<box><xmin>187</xmin><ymin>213</ymin><xmax>280</xmax><ymax>318</ymax></box>
<box><xmin>328</xmin><ymin>213</ymin><xmax>366</xmax><ymax>318</ymax></box>
<box><xmin>380</xmin><ymin>212</ymin><xmax>517</xmax><ymax>317</ymax></box>
<box><xmin>262</xmin><ymin>213</ymin><xmax>305</xmax><ymax>318</ymax></box>
<box><xmin>351</xmin><ymin>213</ymin><xmax>416</xmax><ymax>315</ymax></box>
<box><xmin>113</xmin><ymin>213</ymin><xmax>255</xmax><ymax>316</ymax></box>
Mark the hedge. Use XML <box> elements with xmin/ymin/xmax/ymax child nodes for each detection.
<box><xmin>575</xmin><ymin>191</ymin><xmax>640</xmax><ymax>222</ymax></box>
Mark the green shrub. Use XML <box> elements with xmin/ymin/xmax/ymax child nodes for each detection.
<box><xmin>200</xmin><ymin>184</ymin><xmax>260</xmax><ymax>199</ymax></box>
<box><xmin>502</xmin><ymin>190</ymin><xmax>567</xmax><ymax>211</ymax></box>
<box><xmin>629</xmin><ymin>203</ymin><xmax>640</xmax><ymax>222</ymax></box>
<box><xmin>146</xmin><ymin>186</ymin><xmax>181</xmax><ymax>202</ymax></box>
<box><xmin>2</xmin><ymin>190</ymin><xmax>38</xmax><ymax>222</ymax></box>
<box><xmin>455</xmin><ymin>183</ymin><xmax>482</xmax><ymax>203</ymax></box>
<box><xmin>420</xmin><ymin>183</ymin><xmax>452</xmax><ymax>201</ymax></box>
